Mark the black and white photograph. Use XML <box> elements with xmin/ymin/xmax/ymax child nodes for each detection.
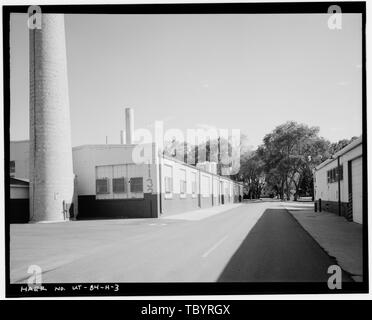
<box><xmin>1</xmin><ymin>1</ymin><xmax>369</xmax><ymax>300</ymax></box>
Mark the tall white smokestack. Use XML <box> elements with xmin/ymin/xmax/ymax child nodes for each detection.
<box><xmin>29</xmin><ymin>14</ymin><xmax>74</xmax><ymax>222</ymax></box>
<box><xmin>125</xmin><ymin>107</ymin><xmax>134</xmax><ymax>144</ymax></box>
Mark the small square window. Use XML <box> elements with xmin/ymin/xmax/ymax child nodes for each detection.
<box><xmin>130</xmin><ymin>177</ymin><xmax>143</xmax><ymax>193</ymax></box>
<box><xmin>113</xmin><ymin>177</ymin><xmax>126</xmax><ymax>193</ymax></box>
<box><xmin>96</xmin><ymin>178</ymin><xmax>109</xmax><ymax>194</ymax></box>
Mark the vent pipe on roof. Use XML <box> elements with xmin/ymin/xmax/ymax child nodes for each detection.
<box><xmin>125</xmin><ymin>107</ymin><xmax>134</xmax><ymax>144</ymax></box>
<box><xmin>120</xmin><ymin>130</ymin><xmax>124</xmax><ymax>144</ymax></box>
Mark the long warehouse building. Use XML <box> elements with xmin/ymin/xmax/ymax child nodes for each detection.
<box><xmin>9</xmin><ymin>111</ymin><xmax>244</xmax><ymax>222</ymax></box>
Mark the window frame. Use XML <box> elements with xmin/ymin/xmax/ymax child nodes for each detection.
<box><xmin>327</xmin><ymin>164</ymin><xmax>343</xmax><ymax>184</ymax></box>
<box><xmin>96</xmin><ymin>178</ymin><xmax>110</xmax><ymax>195</ymax></box>
<box><xmin>130</xmin><ymin>177</ymin><xmax>143</xmax><ymax>193</ymax></box>
<box><xmin>164</xmin><ymin>164</ymin><xmax>173</xmax><ymax>199</ymax></box>
<box><xmin>112</xmin><ymin>177</ymin><xmax>126</xmax><ymax>194</ymax></box>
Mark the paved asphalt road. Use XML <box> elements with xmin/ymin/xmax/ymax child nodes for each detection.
<box><xmin>10</xmin><ymin>200</ymin><xmax>352</xmax><ymax>283</ymax></box>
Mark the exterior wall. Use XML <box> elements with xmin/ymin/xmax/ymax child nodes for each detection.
<box><xmin>351</xmin><ymin>157</ymin><xmax>363</xmax><ymax>223</ymax></box>
<box><xmin>9</xmin><ymin>185</ymin><xmax>30</xmax><ymax>223</ymax></box>
<box><xmin>77</xmin><ymin>194</ymin><xmax>157</xmax><ymax>219</ymax></box>
<box><xmin>72</xmin><ymin>143</ymin><xmax>160</xmax><ymax>219</ymax></box>
<box><xmin>160</xmin><ymin>156</ymin><xmax>243</xmax><ymax>216</ymax></box>
<box><xmin>9</xmin><ymin>199</ymin><xmax>29</xmax><ymax>223</ymax></box>
<box><xmin>221</xmin><ymin>179</ymin><xmax>233</xmax><ymax>204</ymax></box>
<box><xmin>314</xmin><ymin>141</ymin><xmax>363</xmax><ymax>222</ymax></box>
<box><xmin>200</xmin><ymin>172</ymin><xmax>213</xmax><ymax>208</ymax></box>
<box><xmin>160</xmin><ymin>157</ymin><xmax>200</xmax><ymax>215</ymax></box>
<box><xmin>212</xmin><ymin>176</ymin><xmax>219</xmax><ymax>205</ymax></box>
<box><xmin>9</xmin><ymin>141</ymin><xmax>244</xmax><ymax>220</ymax></box>
<box><xmin>10</xmin><ymin>141</ymin><xmax>30</xmax><ymax>180</ymax></box>
<box><xmin>318</xmin><ymin>200</ymin><xmax>350</xmax><ymax>218</ymax></box>
<box><xmin>10</xmin><ymin>185</ymin><xmax>29</xmax><ymax>199</ymax></box>
<box><xmin>314</xmin><ymin>143</ymin><xmax>362</xmax><ymax>204</ymax></box>
<box><xmin>73</xmin><ymin>143</ymin><xmax>159</xmax><ymax>195</ymax></box>
<box><xmin>95</xmin><ymin>164</ymin><xmax>147</xmax><ymax>200</ymax></box>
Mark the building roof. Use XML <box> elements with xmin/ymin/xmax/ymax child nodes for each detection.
<box><xmin>10</xmin><ymin>140</ymin><xmax>29</xmax><ymax>143</ymax></box>
<box><xmin>10</xmin><ymin>177</ymin><xmax>29</xmax><ymax>186</ymax></box>
<box><xmin>315</xmin><ymin>136</ymin><xmax>362</xmax><ymax>171</ymax></box>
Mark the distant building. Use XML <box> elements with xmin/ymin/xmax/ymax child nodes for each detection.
<box><xmin>314</xmin><ymin>136</ymin><xmax>363</xmax><ymax>224</ymax></box>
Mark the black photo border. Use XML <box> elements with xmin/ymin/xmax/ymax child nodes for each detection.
<box><xmin>3</xmin><ymin>1</ymin><xmax>368</xmax><ymax>297</ymax></box>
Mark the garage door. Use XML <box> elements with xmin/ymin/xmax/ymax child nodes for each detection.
<box><xmin>352</xmin><ymin>157</ymin><xmax>363</xmax><ymax>224</ymax></box>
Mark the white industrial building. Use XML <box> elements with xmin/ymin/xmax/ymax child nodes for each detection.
<box><xmin>9</xmin><ymin>109</ymin><xmax>243</xmax><ymax>222</ymax></box>
<box><xmin>314</xmin><ymin>137</ymin><xmax>363</xmax><ymax>224</ymax></box>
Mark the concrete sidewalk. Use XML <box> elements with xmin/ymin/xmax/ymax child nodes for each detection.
<box><xmin>282</xmin><ymin>202</ymin><xmax>363</xmax><ymax>282</ymax></box>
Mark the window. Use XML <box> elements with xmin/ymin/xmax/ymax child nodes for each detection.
<box><xmin>201</xmin><ymin>175</ymin><xmax>211</xmax><ymax>197</ymax></box>
<box><xmin>164</xmin><ymin>164</ymin><xmax>173</xmax><ymax>198</ymax></box>
<box><xmin>180</xmin><ymin>180</ymin><xmax>186</xmax><ymax>197</ymax></box>
<box><xmin>339</xmin><ymin>166</ymin><xmax>344</xmax><ymax>180</ymax></box>
<box><xmin>327</xmin><ymin>165</ymin><xmax>343</xmax><ymax>183</ymax></box>
<box><xmin>130</xmin><ymin>177</ymin><xmax>143</xmax><ymax>193</ymax></box>
<box><xmin>10</xmin><ymin>160</ymin><xmax>15</xmax><ymax>177</ymax></box>
<box><xmin>180</xmin><ymin>169</ymin><xmax>186</xmax><ymax>198</ymax></box>
<box><xmin>113</xmin><ymin>177</ymin><xmax>126</xmax><ymax>193</ymax></box>
<box><xmin>191</xmin><ymin>172</ymin><xmax>197</xmax><ymax>198</ymax></box>
<box><xmin>96</xmin><ymin>178</ymin><xmax>109</xmax><ymax>194</ymax></box>
<box><xmin>165</xmin><ymin>177</ymin><xmax>173</xmax><ymax>193</ymax></box>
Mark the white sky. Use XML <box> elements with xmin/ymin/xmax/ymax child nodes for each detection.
<box><xmin>10</xmin><ymin>13</ymin><xmax>363</xmax><ymax>148</ymax></box>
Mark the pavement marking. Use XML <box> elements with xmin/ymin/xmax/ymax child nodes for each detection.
<box><xmin>202</xmin><ymin>235</ymin><xmax>229</xmax><ymax>258</ymax></box>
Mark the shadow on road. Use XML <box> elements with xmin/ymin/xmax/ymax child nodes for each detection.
<box><xmin>217</xmin><ymin>208</ymin><xmax>353</xmax><ymax>283</ymax></box>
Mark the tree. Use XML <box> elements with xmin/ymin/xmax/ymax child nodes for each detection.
<box><xmin>297</xmin><ymin>166</ymin><xmax>314</xmax><ymax>197</ymax></box>
<box><xmin>329</xmin><ymin>136</ymin><xmax>359</xmax><ymax>154</ymax></box>
<box><xmin>257</xmin><ymin>121</ymin><xmax>330</xmax><ymax>200</ymax></box>
<box><xmin>163</xmin><ymin>135</ymin><xmax>240</xmax><ymax>177</ymax></box>
<box><xmin>163</xmin><ymin>139</ymin><xmax>190</xmax><ymax>162</ymax></box>
<box><xmin>238</xmin><ymin>151</ymin><xmax>265</xmax><ymax>199</ymax></box>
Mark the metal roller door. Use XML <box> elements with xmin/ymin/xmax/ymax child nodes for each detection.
<box><xmin>352</xmin><ymin>157</ymin><xmax>363</xmax><ymax>224</ymax></box>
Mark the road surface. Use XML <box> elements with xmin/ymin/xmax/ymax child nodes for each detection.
<box><xmin>10</xmin><ymin>200</ymin><xmax>352</xmax><ymax>283</ymax></box>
